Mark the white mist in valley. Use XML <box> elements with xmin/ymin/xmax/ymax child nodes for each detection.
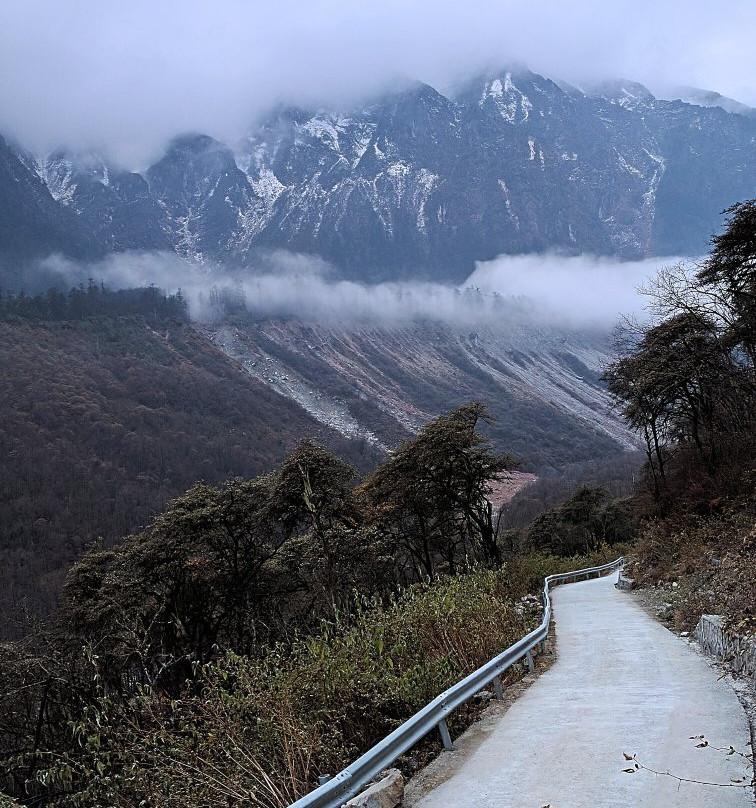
<box><xmin>38</xmin><ymin>249</ymin><xmax>680</xmax><ymax>331</ymax></box>
<box><xmin>466</xmin><ymin>252</ymin><xmax>682</xmax><ymax>328</ymax></box>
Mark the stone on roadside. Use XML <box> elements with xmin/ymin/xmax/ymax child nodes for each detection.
<box><xmin>345</xmin><ymin>769</ymin><xmax>405</xmax><ymax>808</ymax></box>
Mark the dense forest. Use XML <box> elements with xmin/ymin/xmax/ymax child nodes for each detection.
<box><xmin>0</xmin><ymin>284</ymin><xmax>382</xmax><ymax>631</ymax></box>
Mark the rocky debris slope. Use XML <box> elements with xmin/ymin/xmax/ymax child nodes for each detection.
<box><xmin>202</xmin><ymin>318</ymin><xmax>637</xmax><ymax>469</ymax></box>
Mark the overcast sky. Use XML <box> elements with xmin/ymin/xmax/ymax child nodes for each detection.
<box><xmin>1</xmin><ymin>0</ymin><xmax>754</xmax><ymax>168</ymax></box>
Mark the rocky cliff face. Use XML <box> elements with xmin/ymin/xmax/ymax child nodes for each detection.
<box><xmin>36</xmin><ymin>148</ymin><xmax>171</xmax><ymax>252</ymax></box>
<box><xmin>0</xmin><ymin>136</ymin><xmax>100</xmax><ymax>281</ymax></box>
<box><xmin>5</xmin><ymin>68</ymin><xmax>755</xmax><ymax>283</ymax></box>
<box><xmin>145</xmin><ymin>134</ymin><xmax>261</xmax><ymax>261</ymax></box>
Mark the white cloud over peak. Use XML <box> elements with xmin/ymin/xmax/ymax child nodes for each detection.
<box><xmin>0</xmin><ymin>0</ymin><xmax>754</xmax><ymax>167</ymax></box>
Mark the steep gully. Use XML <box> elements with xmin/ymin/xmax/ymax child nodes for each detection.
<box><xmin>202</xmin><ymin>319</ymin><xmax>638</xmax><ymax>469</ymax></box>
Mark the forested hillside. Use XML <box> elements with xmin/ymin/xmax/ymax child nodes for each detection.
<box><xmin>0</xmin><ymin>286</ymin><xmax>381</xmax><ymax>629</ymax></box>
<box><xmin>0</xmin><ymin>279</ymin><xmax>638</xmax><ymax>630</ymax></box>
<box><xmin>0</xmin><ymin>403</ymin><xmax>629</xmax><ymax>807</ymax></box>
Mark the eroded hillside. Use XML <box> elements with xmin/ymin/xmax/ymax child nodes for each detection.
<box><xmin>204</xmin><ymin>318</ymin><xmax>637</xmax><ymax>470</ymax></box>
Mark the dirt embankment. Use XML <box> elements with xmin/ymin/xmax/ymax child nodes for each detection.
<box><xmin>488</xmin><ymin>472</ymin><xmax>538</xmax><ymax>510</ymax></box>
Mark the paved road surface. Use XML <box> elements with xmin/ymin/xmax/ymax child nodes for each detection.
<box><xmin>412</xmin><ymin>574</ymin><xmax>753</xmax><ymax>808</ymax></box>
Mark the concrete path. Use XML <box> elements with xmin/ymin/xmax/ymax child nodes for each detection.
<box><xmin>412</xmin><ymin>574</ymin><xmax>754</xmax><ymax>808</ymax></box>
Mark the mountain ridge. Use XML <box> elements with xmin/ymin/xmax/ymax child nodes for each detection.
<box><xmin>2</xmin><ymin>67</ymin><xmax>755</xmax><ymax>285</ymax></box>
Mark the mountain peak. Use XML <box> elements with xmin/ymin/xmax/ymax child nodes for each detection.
<box><xmin>662</xmin><ymin>85</ymin><xmax>756</xmax><ymax>117</ymax></box>
<box><xmin>3</xmin><ymin>68</ymin><xmax>755</xmax><ymax>283</ymax></box>
<box><xmin>584</xmin><ymin>79</ymin><xmax>656</xmax><ymax>110</ymax></box>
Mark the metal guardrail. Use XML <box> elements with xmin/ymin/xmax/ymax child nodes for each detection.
<box><xmin>287</xmin><ymin>556</ymin><xmax>625</xmax><ymax>808</ymax></box>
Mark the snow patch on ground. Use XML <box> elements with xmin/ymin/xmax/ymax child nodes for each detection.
<box><xmin>301</xmin><ymin>116</ymin><xmax>342</xmax><ymax>151</ymax></box>
<box><xmin>498</xmin><ymin>180</ymin><xmax>520</xmax><ymax>229</ymax></box>
<box><xmin>616</xmin><ymin>152</ymin><xmax>643</xmax><ymax>177</ymax></box>
<box><xmin>414</xmin><ymin>169</ymin><xmax>438</xmax><ymax>233</ymax></box>
<box><xmin>642</xmin><ymin>151</ymin><xmax>666</xmax><ymax>211</ymax></box>
<box><xmin>483</xmin><ymin>73</ymin><xmax>532</xmax><ymax>123</ymax></box>
<box><xmin>250</xmin><ymin>168</ymin><xmax>286</xmax><ymax>207</ymax></box>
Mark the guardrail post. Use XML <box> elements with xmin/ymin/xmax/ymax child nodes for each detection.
<box><xmin>525</xmin><ymin>650</ymin><xmax>534</xmax><ymax>672</ymax></box>
<box><xmin>437</xmin><ymin>719</ymin><xmax>454</xmax><ymax>751</ymax></box>
<box><xmin>318</xmin><ymin>775</ymin><xmax>331</xmax><ymax>786</ymax></box>
<box><xmin>493</xmin><ymin>675</ymin><xmax>504</xmax><ymax>700</ymax></box>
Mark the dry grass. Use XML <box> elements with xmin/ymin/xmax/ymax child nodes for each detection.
<box><xmin>629</xmin><ymin>505</ymin><xmax>756</xmax><ymax>635</ymax></box>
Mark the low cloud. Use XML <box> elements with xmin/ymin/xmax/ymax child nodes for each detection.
<box><xmin>1</xmin><ymin>1</ymin><xmax>754</xmax><ymax>167</ymax></box>
<box><xmin>466</xmin><ymin>253</ymin><xmax>682</xmax><ymax>328</ymax></box>
<box><xmin>38</xmin><ymin>251</ymin><xmax>528</xmax><ymax>327</ymax></box>
<box><xmin>37</xmin><ymin>249</ymin><xmax>678</xmax><ymax>332</ymax></box>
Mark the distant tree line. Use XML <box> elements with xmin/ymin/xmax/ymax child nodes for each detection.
<box><xmin>0</xmin><ymin>280</ymin><xmax>188</xmax><ymax>323</ymax></box>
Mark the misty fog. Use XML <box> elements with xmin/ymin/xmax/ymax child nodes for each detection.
<box><xmin>1</xmin><ymin>1</ymin><xmax>754</xmax><ymax>167</ymax></box>
<box><xmin>38</xmin><ymin>250</ymin><xmax>677</xmax><ymax>331</ymax></box>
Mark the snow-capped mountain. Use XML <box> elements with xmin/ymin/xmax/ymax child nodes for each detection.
<box><xmin>0</xmin><ymin>135</ymin><xmax>100</xmax><ymax>273</ymax></box>
<box><xmin>3</xmin><ymin>68</ymin><xmax>755</xmax><ymax>282</ymax></box>
<box><xmin>36</xmin><ymin>148</ymin><xmax>171</xmax><ymax>252</ymax></box>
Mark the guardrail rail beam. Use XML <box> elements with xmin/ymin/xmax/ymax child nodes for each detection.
<box><xmin>285</xmin><ymin>556</ymin><xmax>624</xmax><ymax>808</ymax></box>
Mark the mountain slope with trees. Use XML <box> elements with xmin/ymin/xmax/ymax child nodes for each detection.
<box><xmin>0</xmin><ymin>281</ymin><xmax>638</xmax><ymax>632</ymax></box>
<box><xmin>0</xmin><ymin>287</ymin><xmax>381</xmax><ymax>630</ymax></box>
<box><xmin>3</xmin><ymin>404</ymin><xmax>629</xmax><ymax>807</ymax></box>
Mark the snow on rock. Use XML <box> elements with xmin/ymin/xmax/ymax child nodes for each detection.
<box><xmin>498</xmin><ymin>180</ymin><xmax>520</xmax><ymax>229</ymax></box>
<box><xmin>483</xmin><ymin>73</ymin><xmax>533</xmax><ymax>123</ymax></box>
<box><xmin>301</xmin><ymin>116</ymin><xmax>342</xmax><ymax>150</ymax></box>
<box><xmin>249</xmin><ymin>168</ymin><xmax>286</xmax><ymax>209</ymax></box>
<box><xmin>41</xmin><ymin>156</ymin><xmax>77</xmax><ymax>204</ymax></box>
<box><xmin>413</xmin><ymin>168</ymin><xmax>438</xmax><ymax>234</ymax></box>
